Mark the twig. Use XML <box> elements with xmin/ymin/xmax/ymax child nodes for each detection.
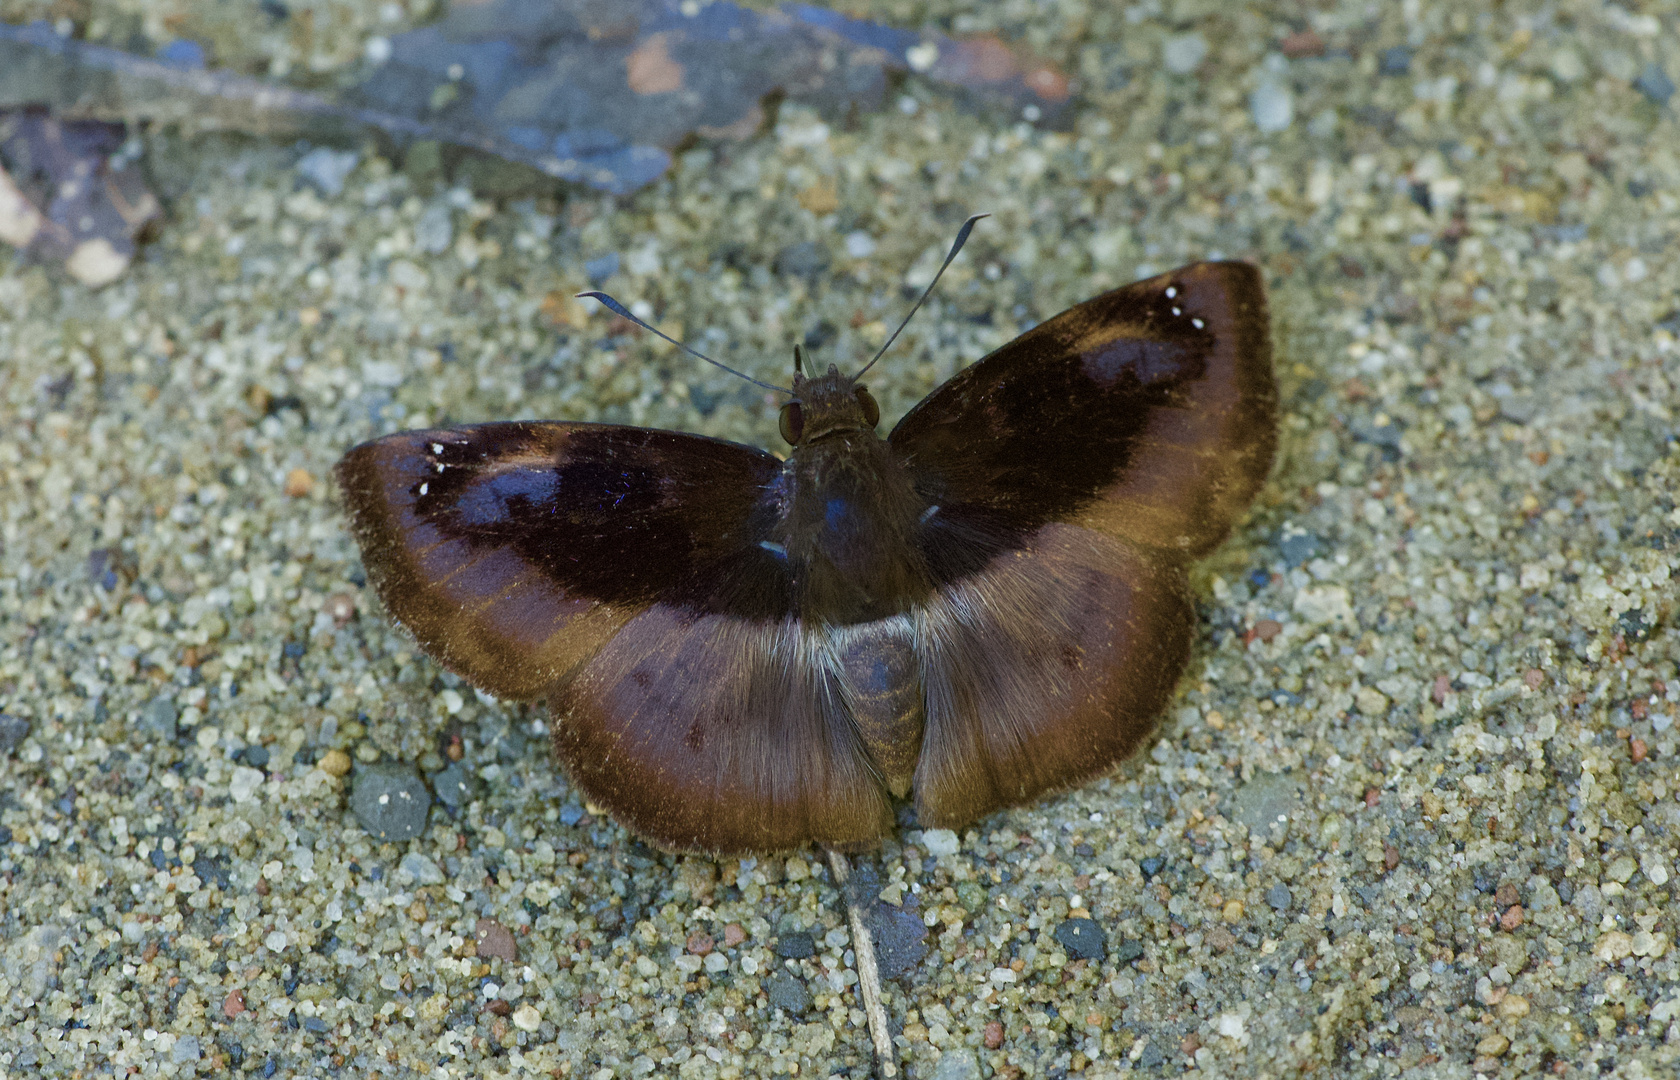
<box><xmin>826</xmin><ymin>848</ymin><xmax>897</xmax><ymax>1079</ymax></box>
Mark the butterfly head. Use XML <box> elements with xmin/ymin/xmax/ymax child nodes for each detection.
<box><xmin>780</xmin><ymin>344</ymin><xmax>881</xmax><ymax>446</ymax></box>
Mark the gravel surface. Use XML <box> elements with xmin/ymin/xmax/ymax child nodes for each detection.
<box><xmin>2</xmin><ymin>2</ymin><xmax>1679</xmax><ymax>1078</ymax></box>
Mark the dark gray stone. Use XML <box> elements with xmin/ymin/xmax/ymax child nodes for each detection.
<box><xmin>867</xmin><ymin>904</ymin><xmax>927</xmax><ymax>978</ymax></box>
<box><xmin>1053</xmin><ymin>917</ymin><xmax>1107</xmax><ymax>960</ymax></box>
<box><xmin>584</xmin><ymin>252</ymin><xmax>619</xmax><ymax>284</ymax></box>
<box><xmin>1635</xmin><ymin>63</ymin><xmax>1675</xmax><ymax>105</ymax></box>
<box><xmin>430</xmin><ymin>762</ymin><xmax>473</xmax><ymax>809</ymax></box>
<box><xmin>1231</xmin><ymin>771</ymin><xmax>1301</xmax><ymax>832</ymax></box>
<box><xmin>1266</xmin><ymin>882</ymin><xmax>1294</xmax><ymax>911</ymax></box>
<box><xmin>773</xmin><ymin>241</ymin><xmax>830</xmax><ymax>279</ymax></box>
<box><xmin>765</xmin><ymin>972</ymin><xmax>811</xmax><ymax>1015</ymax></box>
<box><xmin>142</xmin><ymin>698</ymin><xmax>178</xmax><ymax>741</ymax></box>
<box><xmin>0</xmin><ymin>713</ymin><xmax>29</xmax><ymax>754</ymax></box>
<box><xmin>351</xmin><ymin>763</ymin><xmax>431</xmax><ymax>842</ymax></box>
<box><xmin>774</xmin><ymin>931</ymin><xmax>814</xmax><ymax>959</ymax></box>
<box><xmin>1278</xmin><ymin>527</ymin><xmax>1321</xmax><ymax>568</ymax></box>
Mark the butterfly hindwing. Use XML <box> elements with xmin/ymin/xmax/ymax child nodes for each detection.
<box><xmin>554</xmin><ymin>608</ymin><xmax>894</xmax><ymax>852</ymax></box>
<box><xmin>911</xmin><ymin>523</ymin><xmax>1193</xmax><ymax>828</ymax></box>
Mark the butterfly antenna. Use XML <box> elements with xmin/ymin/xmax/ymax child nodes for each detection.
<box><xmin>575</xmin><ymin>291</ymin><xmax>793</xmax><ymax>394</ymax></box>
<box><xmin>853</xmin><ymin>212</ymin><xmax>988</xmax><ymax>380</ymax></box>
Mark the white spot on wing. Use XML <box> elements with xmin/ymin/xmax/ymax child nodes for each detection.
<box><xmin>1191</xmin><ymin>317</ymin><xmax>1205</xmax><ymax>329</ymax></box>
<box><xmin>418</xmin><ymin>482</ymin><xmax>428</xmax><ymax>495</ymax></box>
<box><xmin>1164</xmin><ymin>285</ymin><xmax>1177</xmax><ymax>299</ymax></box>
<box><xmin>431</xmin><ymin>442</ymin><xmax>445</xmax><ymax>454</ymax></box>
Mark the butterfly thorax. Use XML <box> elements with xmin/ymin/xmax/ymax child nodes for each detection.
<box><xmin>778</xmin><ymin>369</ymin><xmax>932</xmax><ymax>625</ymax></box>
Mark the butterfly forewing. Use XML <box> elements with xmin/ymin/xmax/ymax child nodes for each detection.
<box><xmin>891</xmin><ymin>261</ymin><xmax>1275</xmax><ymax>561</ymax></box>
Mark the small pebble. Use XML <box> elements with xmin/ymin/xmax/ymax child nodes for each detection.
<box><xmin>323</xmin><ymin>593</ymin><xmax>357</xmax><ymax>627</ymax></box>
<box><xmin>318</xmin><ymin>748</ymin><xmax>352</xmax><ymax>777</ymax></box>
<box><xmin>722</xmin><ymin>923</ymin><xmax>747</xmax><ymax>948</ymax></box>
<box><xmin>350</xmin><ymin>763</ymin><xmax>431</xmax><ymax>841</ymax></box>
<box><xmin>0</xmin><ymin>713</ymin><xmax>30</xmax><ymax>754</ymax></box>
<box><xmin>283</xmin><ymin>468</ymin><xmax>315</xmax><ymax>497</ymax></box>
<box><xmin>928</xmin><ymin>1051</ymin><xmax>980</xmax><ymax>1080</ymax></box>
<box><xmin>511</xmin><ymin>1004</ymin><xmax>542</xmax><ymax>1032</ymax></box>
<box><xmin>295</xmin><ymin>147</ymin><xmax>359</xmax><ymax>196</ymax></box>
<box><xmin>983</xmin><ymin>1019</ymin><xmax>1004</xmax><ymax>1049</ymax></box>
<box><xmin>1475</xmin><ymin>1033</ymin><xmax>1510</xmax><ymax>1057</ymax></box>
<box><xmin>398</xmin><ymin>852</ymin><xmax>445</xmax><ymax>885</ymax></box>
<box><xmin>920</xmin><ymin>828</ymin><xmax>960</xmax><ymax>856</ymax></box>
<box><xmin>1053</xmin><ymin>918</ymin><xmax>1107</xmax><ymax>960</ymax></box>
<box><xmin>1279</xmin><ymin>30</ymin><xmax>1324</xmax><ymax>59</ymax></box>
<box><xmin>1161</xmin><ymin>33</ymin><xmax>1207</xmax><ymax>75</ymax></box>
<box><xmin>223</xmin><ymin>989</ymin><xmax>246</xmax><ymax>1018</ymax></box>
<box><xmin>217</xmin><ymin>761</ymin><xmax>262</xmax><ymax>803</ymax></box>
<box><xmin>774</xmin><ymin>931</ymin><xmax>814</xmax><ymax>959</ymax></box>
<box><xmin>1250</xmin><ymin>80</ymin><xmax>1293</xmax><ymax>133</ymax></box>
<box><xmin>765</xmin><ymin>973</ymin><xmax>811</xmax><ymax>1015</ymax></box>
<box><xmin>142</xmin><ymin>698</ymin><xmax>178</xmax><ymax>741</ymax></box>
<box><xmin>430</xmin><ymin>762</ymin><xmax>473</xmax><ymax>808</ymax></box>
<box><xmin>476</xmin><ymin>918</ymin><xmax>519</xmax><ymax>962</ymax></box>
<box><xmin>1496</xmin><ymin>993</ymin><xmax>1530</xmax><ymax>1019</ymax></box>
<box><xmin>1635</xmin><ymin>62</ymin><xmax>1675</xmax><ymax>105</ymax></box>
<box><xmin>1266</xmin><ymin>883</ymin><xmax>1293</xmax><ymax>911</ymax></box>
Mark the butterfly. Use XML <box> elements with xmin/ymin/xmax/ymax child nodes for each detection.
<box><xmin>336</xmin><ymin>222</ymin><xmax>1275</xmax><ymax>854</ymax></box>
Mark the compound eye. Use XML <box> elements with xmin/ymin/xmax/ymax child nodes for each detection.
<box><xmin>853</xmin><ymin>386</ymin><xmax>880</xmax><ymax>428</ymax></box>
<box><xmin>779</xmin><ymin>401</ymin><xmax>805</xmax><ymax>445</ymax></box>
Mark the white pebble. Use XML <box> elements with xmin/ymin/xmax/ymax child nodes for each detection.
<box><xmin>1162</xmin><ymin>33</ymin><xmax>1208</xmax><ymax>75</ymax></box>
<box><xmin>845</xmin><ymin>231</ymin><xmax>877</xmax><ymax>259</ymax></box>
<box><xmin>921</xmin><ymin>828</ymin><xmax>960</xmax><ymax>856</ymax></box>
<box><xmin>1250</xmin><ymin>81</ymin><xmax>1294</xmax><ymax>133</ymax></box>
<box><xmin>512</xmin><ymin>1004</ymin><xmax>542</xmax><ymax>1032</ymax></box>
<box><xmin>229</xmin><ymin>766</ymin><xmax>264</xmax><ymax>803</ymax></box>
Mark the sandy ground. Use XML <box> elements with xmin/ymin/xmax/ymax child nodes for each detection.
<box><xmin>3</xmin><ymin>1</ymin><xmax>1680</xmax><ymax>1077</ymax></box>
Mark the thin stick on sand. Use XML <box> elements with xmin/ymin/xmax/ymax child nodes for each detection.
<box><xmin>826</xmin><ymin>849</ymin><xmax>897</xmax><ymax>1078</ymax></box>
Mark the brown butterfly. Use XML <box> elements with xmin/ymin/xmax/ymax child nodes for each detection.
<box><xmin>336</xmin><ymin>222</ymin><xmax>1275</xmax><ymax>854</ymax></box>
